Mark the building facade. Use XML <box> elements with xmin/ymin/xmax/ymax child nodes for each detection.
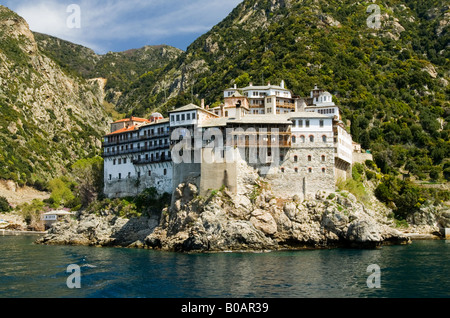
<box><xmin>102</xmin><ymin>84</ymin><xmax>355</xmax><ymax>199</ymax></box>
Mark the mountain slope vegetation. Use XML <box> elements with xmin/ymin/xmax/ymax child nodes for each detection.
<box><xmin>34</xmin><ymin>32</ymin><xmax>183</xmax><ymax>105</ymax></box>
<box><xmin>117</xmin><ymin>0</ymin><xmax>449</xmax><ymax>186</ymax></box>
<box><xmin>0</xmin><ymin>5</ymin><xmax>110</xmax><ymax>187</ymax></box>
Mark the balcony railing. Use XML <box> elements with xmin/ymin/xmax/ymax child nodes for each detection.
<box><xmin>132</xmin><ymin>156</ymin><xmax>171</xmax><ymax>165</ymax></box>
<box><xmin>103</xmin><ymin>144</ymin><xmax>170</xmax><ymax>157</ymax></box>
<box><xmin>103</xmin><ymin>131</ymin><xmax>170</xmax><ymax>146</ymax></box>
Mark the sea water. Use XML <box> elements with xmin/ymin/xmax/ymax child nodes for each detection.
<box><xmin>0</xmin><ymin>236</ymin><xmax>448</xmax><ymax>298</ymax></box>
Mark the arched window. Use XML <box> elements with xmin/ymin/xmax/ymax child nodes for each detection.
<box><xmin>300</xmin><ymin>135</ymin><xmax>305</xmax><ymax>143</ymax></box>
<box><xmin>294</xmin><ymin>168</ymin><xmax>298</xmax><ymax>173</ymax></box>
<box><xmin>281</xmin><ymin>168</ymin><xmax>285</xmax><ymax>173</ymax></box>
<box><xmin>308</xmin><ymin>155</ymin><xmax>312</xmax><ymax>162</ymax></box>
<box><xmin>309</xmin><ymin>135</ymin><xmax>314</xmax><ymax>142</ymax></box>
<box><xmin>322</xmin><ymin>135</ymin><xmax>327</xmax><ymax>143</ymax></box>
<box><xmin>308</xmin><ymin>168</ymin><xmax>312</xmax><ymax>173</ymax></box>
<box><xmin>292</xmin><ymin>136</ymin><xmax>296</xmax><ymax>143</ymax></box>
<box><xmin>294</xmin><ymin>155</ymin><xmax>298</xmax><ymax>162</ymax></box>
<box><xmin>321</xmin><ymin>155</ymin><xmax>326</xmax><ymax>162</ymax></box>
<box><xmin>322</xmin><ymin>168</ymin><xmax>326</xmax><ymax>173</ymax></box>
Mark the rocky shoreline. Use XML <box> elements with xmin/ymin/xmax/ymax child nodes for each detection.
<box><xmin>36</xmin><ymin>182</ymin><xmax>432</xmax><ymax>252</ymax></box>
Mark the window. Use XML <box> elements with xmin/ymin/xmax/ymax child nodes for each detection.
<box><xmin>320</xmin><ymin>120</ymin><xmax>324</xmax><ymax>128</ymax></box>
<box><xmin>171</xmin><ymin>115</ymin><xmax>174</xmax><ymax>122</ymax></box>
<box><xmin>281</xmin><ymin>168</ymin><xmax>285</xmax><ymax>173</ymax></box>
<box><xmin>306</xmin><ymin>120</ymin><xmax>310</xmax><ymax>128</ymax></box>
<box><xmin>310</xmin><ymin>135</ymin><xmax>314</xmax><ymax>142</ymax></box>
<box><xmin>300</xmin><ymin>135</ymin><xmax>305</xmax><ymax>143</ymax></box>
<box><xmin>148</xmin><ymin>171</ymin><xmax>152</xmax><ymax>177</ymax></box>
<box><xmin>118</xmin><ymin>159</ymin><xmax>122</xmax><ymax>165</ymax></box>
<box><xmin>164</xmin><ymin>169</ymin><xmax>167</xmax><ymax>176</ymax></box>
<box><xmin>322</xmin><ymin>135</ymin><xmax>327</xmax><ymax>143</ymax></box>
<box><xmin>176</xmin><ymin>114</ymin><xmax>180</xmax><ymax>121</ymax></box>
<box><xmin>123</xmin><ymin>158</ymin><xmax>127</xmax><ymax>164</ymax></box>
<box><xmin>308</xmin><ymin>155</ymin><xmax>312</xmax><ymax>162</ymax></box>
<box><xmin>109</xmin><ymin>174</ymin><xmax>112</xmax><ymax>180</ymax></box>
<box><xmin>322</xmin><ymin>168</ymin><xmax>326</xmax><ymax>173</ymax></box>
<box><xmin>113</xmin><ymin>159</ymin><xmax>116</xmax><ymax>165</ymax></box>
<box><xmin>292</xmin><ymin>136</ymin><xmax>296</xmax><ymax>143</ymax></box>
<box><xmin>308</xmin><ymin>168</ymin><xmax>312</xmax><ymax>173</ymax></box>
<box><xmin>137</xmin><ymin>172</ymin><xmax>141</xmax><ymax>178</ymax></box>
<box><xmin>321</xmin><ymin>155</ymin><xmax>326</xmax><ymax>162</ymax></box>
<box><xmin>118</xmin><ymin>173</ymin><xmax>122</xmax><ymax>180</ymax></box>
<box><xmin>187</xmin><ymin>113</ymin><xmax>191</xmax><ymax>120</ymax></box>
<box><xmin>298</xmin><ymin>120</ymin><xmax>303</xmax><ymax>128</ymax></box>
<box><xmin>294</xmin><ymin>168</ymin><xmax>298</xmax><ymax>173</ymax></box>
<box><xmin>128</xmin><ymin>172</ymin><xmax>131</xmax><ymax>178</ymax></box>
<box><xmin>225</xmin><ymin>111</ymin><xmax>229</xmax><ymax>117</ymax></box>
<box><xmin>181</xmin><ymin>114</ymin><xmax>185</xmax><ymax>121</ymax></box>
<box><xmin>294</xmin><ymin>155</ymin><xmax>298</xmax><ymax>162</ymax></box>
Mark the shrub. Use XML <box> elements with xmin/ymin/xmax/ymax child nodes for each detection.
<box><xmin>0</xmin><ymin>196</ymin><xmax>11</xmax><ymax>212</ymax></box>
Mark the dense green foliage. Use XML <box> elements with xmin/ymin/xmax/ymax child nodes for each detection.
<box><xmin>85</xmin><ymin>187</ymin><xmax>171</xmax><ymax>218</ymax></box>
<box><xmin>71</xmin><ymin>156</ymin><xmax>104</xmax><ymax>207</ymax></box>
<box><xmin>0</xmin><ymin>196</ymin><xmax>11</xmax><ymax>212</ymax></box>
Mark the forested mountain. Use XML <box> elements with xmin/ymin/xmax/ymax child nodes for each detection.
<box><xmin>117</xmin><ymin>0</ymin><xmax>449</xmax><ymax>184</ymax></box>
<box><xmin>34</xmin><ymin>32</ymin><xmax>183</xmax><ymax>105</ymax></box>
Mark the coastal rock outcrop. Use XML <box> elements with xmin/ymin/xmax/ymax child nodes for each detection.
<box><xmin>38</xmin><ymin>182</ymin><xmax>411</xmax><ymax>252</ymax></box>
<box><xmin>142</xmin><ymin>183</ymin><xmax>410</xmax><ymax>252</ymax></box>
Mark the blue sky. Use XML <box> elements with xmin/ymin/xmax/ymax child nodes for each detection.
<box><xmin>1</xmin><ymin>0</ymin><xmax>242</xmax><ymax>54</ymax></box>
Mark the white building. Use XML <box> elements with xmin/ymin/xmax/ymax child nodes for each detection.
<box><xmin>103</xmin><ymin>114</ymin><xmax>173</xmax><ymax>198</ymax></box>
<box><xmin>102</xmin><ymin>84</ymin><xmax>354</xmax><ymax>198</ymax></box>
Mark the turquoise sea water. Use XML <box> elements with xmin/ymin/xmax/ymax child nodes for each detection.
<box><xmin>0</xmin><ymin>236</ymin><xmax>448</xmax><ymax>298</ymax></box>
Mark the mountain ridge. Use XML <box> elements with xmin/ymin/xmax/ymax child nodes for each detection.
<box><xmin>34</xmin><ymin>32</ymin><xmax>184</xmax><ymax>107</ymax></box>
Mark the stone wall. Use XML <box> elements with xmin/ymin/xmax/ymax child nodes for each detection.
<box><xmin>353</xmin><ymin>152</ymin><xmax>374</xmax><ymax>164</ymax></box>
<box><xmin>104</xmin><ymin>162</ymin><xmax>172</xmax><ymax>198</ymax></box>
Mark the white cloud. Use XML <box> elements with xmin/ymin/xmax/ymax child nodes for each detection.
<box><xmin>3</xmin><ymin>0</ymin><xmax>243</xmax><ymax>53</ymax></box>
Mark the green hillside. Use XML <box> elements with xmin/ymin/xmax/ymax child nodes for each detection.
<box><xmin>34</xmin><ymin>32</ymin><xmax>183</xmax><ymax>104</ymax></box>
<box><xmin>117</xmin><ymin>0</ymin><xmax>449</xmax><ymax>184</ymax></box>
<box><xmin>0</xmin><ymin>5</ymin><xmax>109</xmax><ymax>188</ymax></box>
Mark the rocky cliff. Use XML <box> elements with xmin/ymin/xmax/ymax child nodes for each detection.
<box><xmin>38</xmin><ymin>179</ymin><xmax>415</xmax><ymax>252</ymax></box>
<box><xmin>0</xmin><ymin>6</ymin><xmax>110</xmax><ymax>185</ymax></box>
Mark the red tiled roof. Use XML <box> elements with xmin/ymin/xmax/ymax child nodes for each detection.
<box><xmin>113</xmin><ymin>117</ymin><xmax>150</xmax><ymax>124</ymax></box>
<box><xmin>106</xmin><ymin>125</ymin><xmax>138</xmax><ymax>136</ymax></box>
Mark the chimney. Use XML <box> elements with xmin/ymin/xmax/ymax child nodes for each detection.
<box><xmin>234</xmin><ymin>84</ymin><xmax>237</xmax><ymax>89</ymax></box>
<box><xmin>281</xmin><ymin>80</ymin><xmax>285</xmax><ymax>89</ymax></box>
<box><xmin>249</xmin><ymin>82</ymin><xmax>253</xmax><ymax>87</ymax></box>
<box><xmin>236</xmin><ymin>100</ymin><xmax>242</xmax><ymax>120</ymax></box>
<box><xmin>201</xmin><ymin>99</ymin><xmax>205</xmax><ymax>109</ymax></box>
